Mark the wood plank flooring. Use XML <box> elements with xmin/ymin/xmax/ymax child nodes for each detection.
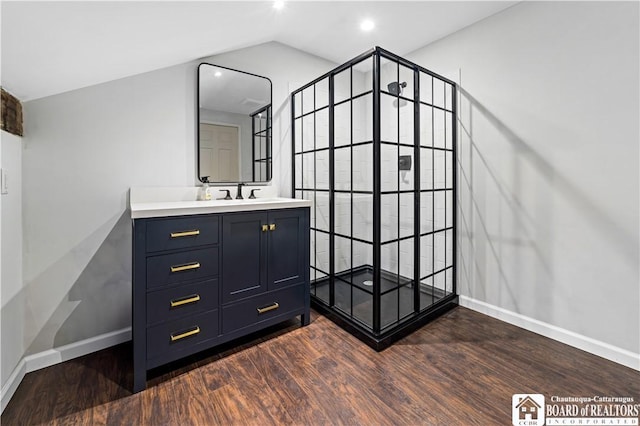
<box><xmin>3</xmin><ymin>307</ymin><xmax>639</xmax><ymax>425</ymax></box>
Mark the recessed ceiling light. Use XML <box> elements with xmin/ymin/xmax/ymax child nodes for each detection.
<box><xmin>273</xmin><ymin>1</ymin><xmax>284</xmax><ymax>10</ymax></box>
<box><xmin>214</xmin><ymin>71</ymin><xmax>222</xmax><ymax>77</ymax></box>
<box><xmin>360</xmin><ymin>19</ymin><xmax>375</xmax><ymax>32</ymax></box>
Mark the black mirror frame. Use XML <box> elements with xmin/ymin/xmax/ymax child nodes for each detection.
<box><xmin>196</xmin><ymin>62</ymin><xmax>273</xmax><ymax>184</ymax></box>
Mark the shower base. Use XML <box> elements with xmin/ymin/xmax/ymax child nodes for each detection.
<box><xmin>311</xmin><ymin>266</ymin><xmax>458</xmax><ymax>351</ymax></box>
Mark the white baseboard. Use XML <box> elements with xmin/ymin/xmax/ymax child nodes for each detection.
<box><xmin>459</xmin><ymin>295</ymin><xmax>640</xmax><ymax>371</ymax></box>
<box><xmin>24</xmin><ymin>327</ymin><xmax>131</xmax><ymax>373</ymax></box>
<box><xmin>1</xmin><ymin>327</ymin><xmax>131</xmax><ymax>414</ymax></box>
<box><xmin>1</xmin><ymin>358</ymin><xmax>26</xmax><ymax>414</ymax></box>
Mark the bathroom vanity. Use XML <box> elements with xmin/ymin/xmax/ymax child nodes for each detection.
<box><xmin>130</xmin><ymin>188</ymin><xmax>311</xmax><ymax>392</ymax></box>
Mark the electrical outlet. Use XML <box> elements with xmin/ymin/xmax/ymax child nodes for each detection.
<box><xmin>1</xmin><ymin>168</ymin><xmax>8</xmax><ymax>194</ymax></box>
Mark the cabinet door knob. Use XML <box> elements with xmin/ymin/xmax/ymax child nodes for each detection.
<box><xmin>269</xmin><ymin>223</ymin><xmax>276</xmax><ymax>231</ymax></box>
<box><xmin>170</xmin><ymin>294</ymin><xmax>201</xmax><ymax>308</ymax></box>
<box><xmin>261</xmin><ymin>224</ymin><xmax>268</xmax><ymax>232</ymax></box>
<box><xmin>170</xmin><ymin>262</ymin><xmax>201</xmax><ymax>273</ymax></box>
<box><xmin>170</xmin><ymin>230</ymin><xmax>200</xmax><ymax>238</ymax></box>
<box><xmin>170</xmin><ymin>326</ymin><xmax>200</xmax><ymax>342</ymax></box>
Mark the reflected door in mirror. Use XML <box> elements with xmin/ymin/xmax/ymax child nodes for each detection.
<box><xmin>199</xmin><ymin>124</ymin><xmax>239</xmax><ymax>182</ymax></box>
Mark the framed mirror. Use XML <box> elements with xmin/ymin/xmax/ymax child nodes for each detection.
<box><xmin>197</xmin><ymin>63</ymin><xmax>272</xmax><ymax>183</ymax></box>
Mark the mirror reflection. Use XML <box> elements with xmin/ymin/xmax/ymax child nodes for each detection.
<box><xmin>198</xmin><ymin>63</ymin><xmax>272</xmax><ymax>183</ymax></box>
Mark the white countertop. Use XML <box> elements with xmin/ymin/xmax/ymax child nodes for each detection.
<box><xmin>129</xmin><ymin>187</ymin><xmax>311</xmax><ymax>219</ymax></box>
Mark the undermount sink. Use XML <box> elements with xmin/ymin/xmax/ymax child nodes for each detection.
<box><xmin>204</xmin><ymin>197</ymin><xmax>288</xmax><ymax>204</ymax></box>
<box><xmin>228</xmin><ymin>197</ymin><xmax>285</xmax><ymax>203</ymax></box>
<box><xmin>129</xmin><ymin>188</ymin><xmax>311</xmax><ymax>219</ymax></box>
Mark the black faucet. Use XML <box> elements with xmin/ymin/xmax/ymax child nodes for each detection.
<box><xmin>236</xmin><ymin>183</ymin><xmax>245</xmax><ymax>200</ymax></box>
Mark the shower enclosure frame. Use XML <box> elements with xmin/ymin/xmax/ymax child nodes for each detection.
<box><xmin>291</xmin><ymin>46</ymin><xmax>458</xmax><ymax>350</ymax></box>
<box><xmin>251</xmin><ymin>104</ymin><xmax>272</xmax><ymax>182</ymax></box>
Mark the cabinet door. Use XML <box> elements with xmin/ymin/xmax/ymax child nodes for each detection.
<box><xmin>267</xmin><ymin>208</ymin><xmax>308</xmax><ymax>291</ymax></box>
<box><xmin>222</xmin><ymin>212</ymin><xmax>267</xmax><ymax>303</ymax></box>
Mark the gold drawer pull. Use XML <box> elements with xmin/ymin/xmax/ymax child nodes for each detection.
<box><xmin>257</xmin><ymin>302</ymin><xmax>279</xmax><ymax>314</ymax></box>
<box><xmin>269</xmin><ymin>223</ymin><xmax>276</xmax><ymax>231</ymax></box>
<box><xmin>170</xmin><ymin>326</ymin><xmax>200</xmax><ymax>342</ymax></box>
<box><xmin>170</xmin><ymin>230</ymin><xmax>200</xmax><ymax>238</ymax></box>
<box><xmin>261</xmin><ymin>224</ymin><xmax>268</xmax><ymax>232</ymax></box>
<box><xmin>170</xmin><ymin>262</ymin><xmax>201</xmax><ymax>273</ymax></box>
<box><xmin>170</xmin><ymin>294</ymin><xmax>201</xmax><ymax>308</ymax></box>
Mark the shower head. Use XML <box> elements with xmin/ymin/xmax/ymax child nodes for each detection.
<box><xmin>387</xmin><ymin>81</ymin><xmax>407</xmax><ymax>96</ymax></box>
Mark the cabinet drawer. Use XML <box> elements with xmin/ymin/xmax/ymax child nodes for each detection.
<box><xmin>147</xmin><ymin>309</ymin><xmax>219</xmax><ymax>361</ymax></box>
<box><xmin>147</xmin><ymin>278</ymin><xmax>218</xmax><ymax>326</ymax></box>
<box><xmin>147</xmin><ymin>247</ymin><xmax>218</xmax><ymax>289</ymax></box>
<box><xmin>146</xmin><ymin>216</ymin><xmax>218</xmax><ymax>252</ymax></box>
<box><xmin>222</xmin><ymin>285</ymin><xmax>305</xmax><ymax>334</ymax></box>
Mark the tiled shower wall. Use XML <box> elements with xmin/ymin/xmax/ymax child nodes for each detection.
<box><xmin>297</xmin><ymin>57</ymin><xmax>454</xmax><ymax>292</ymax></box>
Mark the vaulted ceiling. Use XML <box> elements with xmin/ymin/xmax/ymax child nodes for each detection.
<box><xmin>1</xmin><ymin>1</ymin><xmax>517</xmax><ymax>101</ymax></box>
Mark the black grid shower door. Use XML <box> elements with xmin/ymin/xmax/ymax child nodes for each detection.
<box><xmin>292</xmin><ymin>47</ymin><xmax>458</xmax><ymax>349</ymax></box>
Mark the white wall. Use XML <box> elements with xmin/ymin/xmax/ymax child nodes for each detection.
<box><xmin>0</xmin><ymin>132</ymin><xmax>3</xmax><ymax>389</ymax></box>
<box><xmin>20</xmin><ymin>42</ymin><xmax>334</xmax><ymax>356</ymax></box>
<box><xmin>407</xmin><ymin>1</ymin><xmax>639</xmax><ymax>355</ymax></box>
<box><xmin>22</xmin><ymin>63</ymin><xmax>192</xmax><ymax>354</ymax></box>
<box><xmin>1</xmin><ymin>130</ymin><xmax>23</xmax><ymax>387</ymax></box>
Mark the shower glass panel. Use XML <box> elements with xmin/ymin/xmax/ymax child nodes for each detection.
<box><xmin>292</xmin><ymin>47</ymin><xmax>458</xmax><ymax>349</ymax></box>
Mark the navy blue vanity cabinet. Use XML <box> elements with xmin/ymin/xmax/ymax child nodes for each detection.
<box><xmin>221</xmin><ymin>208</ymin><xmax>310</xmax><ymax>337</ymax></box>
<box><xmin>221</xmin><ymin>211</ymin><xmax>268</xmax><ymax>303</ymax></box>
<box><xmin>132</xmin><ymin>207</ymin><xmax>310</xmax><ymax>393</ymax></box>
<box><xmin>267</xmin><ymin>208</ymin><xmax>309</xmax><ymax>292</ymax></box>
<box><xmin>132</xmin><ymin>214</ymin><xmax>221</xmax><ymax>393</ymax></box>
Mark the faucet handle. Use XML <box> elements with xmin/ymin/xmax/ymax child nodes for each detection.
<box><xmin>236</xmin><ymin>183</ymin><xmax>245</xmax><ymax>200</ymax></box>
<box><xmin>249</xmin><ymin>189</ymin><xmax>261</xmax><ymax>199</ymax></box>
<box><xmin>219</xmin><ymin>189</ymin><xmax>232</xmax><ymax>200</ymax></box>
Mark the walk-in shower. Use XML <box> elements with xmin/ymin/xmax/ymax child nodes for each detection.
<box><xmin>291</xmin><ymin>47</ymin><xmax>458</xmax><ymax>349</ymax></box>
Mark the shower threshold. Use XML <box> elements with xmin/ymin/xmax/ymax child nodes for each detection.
<box><xmin>311</xmin><ymin>266</ymin><xmax>459</xmax><ymax>351</ymax></box>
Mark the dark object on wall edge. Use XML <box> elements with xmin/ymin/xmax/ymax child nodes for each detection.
<box><xmin>1</xmin><ymin>87</ymin><xmax>24</xmax><ymax>137</ymax></box>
